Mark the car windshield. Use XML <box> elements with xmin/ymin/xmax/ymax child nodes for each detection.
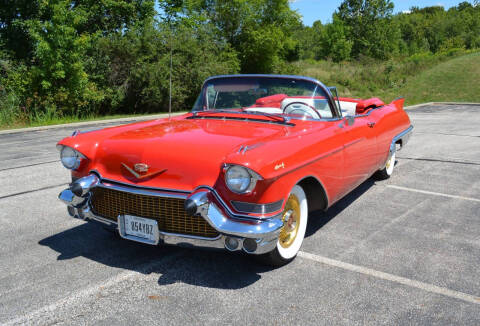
<box><xmin>192</xmin><ymin>76</ymin><xmax>335</xmax><ymax>119</ymax></box>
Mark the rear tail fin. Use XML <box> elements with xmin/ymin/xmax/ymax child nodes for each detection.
<box><xmin>391</xmin><ymin>97</ymin><xmax>405</xmax><ymax>110</ymax></box>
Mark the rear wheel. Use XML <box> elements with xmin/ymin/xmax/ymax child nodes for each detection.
<box><xmin>257</xmin><ymin>185</ymin><xmax>308</xmax><ymax>267</ymax></box>
<box><xmin>375</xmin><ymin>151</ymin><xmax>396</xmax><ymax>180</ymax></box>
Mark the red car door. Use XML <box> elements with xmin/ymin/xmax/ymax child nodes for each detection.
<box><xmin>338</xmin><ymin>115</ymin><xmax>378</xmax><ymax>196</ymax></box>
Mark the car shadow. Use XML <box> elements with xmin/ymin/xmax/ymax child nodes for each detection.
<box><xmin>39</xmin><ymin>222</ymin><xmax>272</xmax><ymax>290</ymax></box>
<box><xmin>39</xmin><ymin>178</ymin><xmax>375</xmax><ymax>290</ymax></box>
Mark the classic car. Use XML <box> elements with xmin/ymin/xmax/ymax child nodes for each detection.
<box><xmin>57</xmin><ymin>74</ymin><xmax>412</xmax><ymax>266</ymax></box>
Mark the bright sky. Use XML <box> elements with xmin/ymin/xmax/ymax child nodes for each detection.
<box><xmin>290</xmin><ymin>0</ymin><xmax>475</xmax><ymax>26</ymax></box>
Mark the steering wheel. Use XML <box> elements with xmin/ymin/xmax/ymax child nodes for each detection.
<box><xmin>283</xmin><ymin>102</ymin><xmax>322</xmax><ymax>119</ymax></box>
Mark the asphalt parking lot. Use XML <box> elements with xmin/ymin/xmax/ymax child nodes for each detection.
<box><xmin>0</xmin><ymin>104</ymin><xmax>479</xmax><ymax>325</ymax></box>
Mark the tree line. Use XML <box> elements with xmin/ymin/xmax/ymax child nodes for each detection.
<box><xmin>0</xmin><ymin>0</ymin><xmax>479</xmax><ymax>124</ymax></box>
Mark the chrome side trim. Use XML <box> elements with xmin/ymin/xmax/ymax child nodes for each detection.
<box><xmin>383</xmin><ymin>125</ymin><xmax>414</xmax><ymax>167</ymax></box>
<box><xmin>394</xmin><ymin>125</ymin><xmax>414</xmax><ymax>149</ymax></box>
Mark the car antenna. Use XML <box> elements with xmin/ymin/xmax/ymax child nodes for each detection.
<box><xmin>168</xmin><ymin>23</ymin><xmax>173</xmax><ymax>120</ymax></box>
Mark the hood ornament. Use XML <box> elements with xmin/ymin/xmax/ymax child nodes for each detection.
<box><xmin>134</xmin><ymin>163</ymin><xmax>149</xmax><ymax>173</ymax></box>
<box><xmin>121</xmin><ymin>163</ymin><xmax>166</xmax><ymax>180</ymax></box>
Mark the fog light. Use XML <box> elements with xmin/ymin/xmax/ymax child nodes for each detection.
<box><xmin>224</xmin><ymin>237</ymin><xmax>240</xmax><ymax>251</ymax></box>
<box><xmin>243</xmin><ymin>238</ymin><xmax>258</xmax><ymax>253</ymax></box>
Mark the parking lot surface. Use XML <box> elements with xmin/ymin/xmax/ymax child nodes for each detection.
<box><xmin>0</xmin><ymin>104</ymin><xmax>479</xmax><ymax>325</ymax></box>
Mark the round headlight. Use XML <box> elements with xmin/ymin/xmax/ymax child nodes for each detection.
<box><xmin>60</xmin><ymin>146</ymin><xmax>81</xmax><ymax>169</ymax></box>
<box><xmin>225</xmin><ymin>165</ymin><xmax>253</xmax><ymax>193</ymax></box>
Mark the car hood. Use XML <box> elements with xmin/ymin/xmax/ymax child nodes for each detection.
<box><xmin>61</xmin><ymin>116</ymin><xmax>294</xmax><ymax>191</ymax></box>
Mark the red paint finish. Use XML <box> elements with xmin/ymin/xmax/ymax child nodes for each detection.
<box><xmin>59</xmin><ymin>97</ymin><xmax>411</xmax><ymax>219</ymax></box>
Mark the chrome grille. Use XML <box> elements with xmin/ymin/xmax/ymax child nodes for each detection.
<box><xmin>90</xmin><ymin>187</ymin><xmax>219</xmax><ymax>238</ymax></box>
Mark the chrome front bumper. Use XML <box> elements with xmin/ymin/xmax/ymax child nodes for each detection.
<box><xmin>58</xmin><ymin>176</ymin><xmax>283</xmax><ymax>255</ymax></box>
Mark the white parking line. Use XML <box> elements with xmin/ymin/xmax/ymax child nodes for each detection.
<box><xmin>2</xmin><ymin>252</ymin><xmax>183</xmax><ymax>326</ymax></box>
<box><xmin>385</xmin><ymin>185</ymin><xmax>480</xmax><ymax>203</ymax></box>
<box><xmin>298</xmin><ymin>251</ymin><xmax>480</xmax><ymax>305</ymax></box>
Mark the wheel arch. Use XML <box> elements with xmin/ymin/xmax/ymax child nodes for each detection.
<box><xmin>297</xmin><ymin>175</ymin><xmax>328</xmax><ymax>213</ymax></box>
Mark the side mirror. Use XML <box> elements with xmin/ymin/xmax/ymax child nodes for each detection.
<box><xmin>345</xmin><ymin>116</ymin><xmax>355</xmax><ymax>126</ymax></box>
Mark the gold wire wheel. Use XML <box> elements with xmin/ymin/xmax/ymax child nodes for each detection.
<box><xmin>386</xmin><ymin>154</ymin><xmax>393</xmax><ymax>169</ymax></box>
<box><xmin>279</xmin><ymin>194</ymin><xmax>301</xmax><ymax>248</ymax></box>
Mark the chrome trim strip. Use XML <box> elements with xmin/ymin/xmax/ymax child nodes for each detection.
<box><xmin>96</xmin><ymin>182</ymin><xmax>188</xmax><ymax>199</ymax></box>
<box><xmin>89</xmin><ymin>171</ymin><xmax>191</xmax><ymax>194</ymax></box>
<box><xmin>230</xmin><ymin>199</ymin><xmax>284</xmax><ymax>214</ymax></box>
<box><xmin>383</xmin><ymin>125</ymin><xmax>414</xmax><ymax>167</ymax></box>
<box><xmin>391</xmin><ymin>125</ymin><xmax>414</xmax><ymax>152</ymax></box>
<box><xmin>193</xmin><ymin>185</ymin><xmax>284</xmax><ymax>220</ymax></box>
<box><xmin>160</xmin><ymin>231</ymin><xmax>222</xmax><ymax>242</ymax></box>
<box><xmin>274</xmin><ymin>145</ymin><xmax>344</xmax><ymax>180</ymax></box>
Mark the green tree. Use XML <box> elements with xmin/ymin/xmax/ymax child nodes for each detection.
<box><xmin>26</xmin><ymin>0</ymin><xmax>102</xmax><ymax>114</ymax></box>
<box><xmin>95</xmin><ymin>19</ymin><xmax>239</xmax><ymax>113</ymax></box>
<box><xmin>337</xmin><ymin>0</ymin><xmax>400</xmax><ymax>59</ymax></box>
<box><xmin>0</xmin><ymin>0</ymin><xmax>39</xmax><ymax>61</ymax></box>
<box><xmin>162</xmin><ymin>0</ymin><xmax>301</xmax><ymax>73</ymax></box>
<box><xmin>320</xmin><ymin>15</ymin><xmax>352</xmax><ymax>61</ymax></box>
<box><xmin>19</xmin><ymin>0</ymin><xmax>155</xmax><ymax>116</ymax></box>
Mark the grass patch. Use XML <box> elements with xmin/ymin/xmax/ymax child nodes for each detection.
<box><xmin>296</xmin><ymin>50</ymin><xmax>480</xmax><ymax>105</ymax></box>
<box><xmin>0</xmin><ymin>112</ymin><xmax>185</xmax><ymax>131</ymax></box>
<box><xmin>394</xmin><ymin>52</ymin><xmax>480</xmax><ymax>104</ymax></box>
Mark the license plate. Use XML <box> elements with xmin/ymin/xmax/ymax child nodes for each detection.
<box><xmin>123</xmin><ymin>215</ymin><xmax>158</xmax><ymax>242</ymax></box>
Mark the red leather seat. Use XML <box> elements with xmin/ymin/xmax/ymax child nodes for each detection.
<box><xmin>355</xmin><ymin>98</ymin><xmax>385</xmax><ymax>114</ymax></box>
<box><xmin>255</xmin><ymin>94</ymin><xmax>288</xmax><ymax>108</ymax></box>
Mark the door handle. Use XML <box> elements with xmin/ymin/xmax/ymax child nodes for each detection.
<box><xmin>367</xmin><ymin>122</ymin><xmax>375</xmax><ymax>128</ymax></box>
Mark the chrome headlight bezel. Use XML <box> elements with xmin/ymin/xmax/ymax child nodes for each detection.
<box><xmin>224</xmin><ymin>164</ymin><xmax>263</xmax><ymax>194</ymax></box>
<box><xmin>57</xmin><ymin>145</ymin><xmax>86</xmax><ymax>170</ymax></box>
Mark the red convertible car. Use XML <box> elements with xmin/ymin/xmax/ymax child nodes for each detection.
<box><xmin>58</xmin><ymin>75</ymin><xmax>412</xmax><ymax>266</ymax></box>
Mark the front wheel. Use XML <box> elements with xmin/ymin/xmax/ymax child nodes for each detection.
<box><xmin>257</xmin><ymin>185</ymin><xmax>308</xmax><ymax>267</ymax></box>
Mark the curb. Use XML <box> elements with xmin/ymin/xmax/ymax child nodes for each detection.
<box><xmin>0</xmin><ymin>112</ymin><xmax>185</xmax><ymax>135</ymax></box>
<box><xmin>405</xmin><ymin>102</ymin><xmax>480</xmax><ymax>109</ymax></box>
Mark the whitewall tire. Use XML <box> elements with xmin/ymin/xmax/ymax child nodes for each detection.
<box><xmin>258</xmin><ymin>185</ymin><xmax>308</xmax><ymax>266</ymax></box>
<box><xmin>375</xmin><ymin>151</ymin><xmax>396</xmax><ymax>180</ymax></box>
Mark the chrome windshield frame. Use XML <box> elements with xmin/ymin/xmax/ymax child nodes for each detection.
<box><xmin>194</xmin><ymin>74</ymin><xmax>342</xmax><ymax>119</ymax></box>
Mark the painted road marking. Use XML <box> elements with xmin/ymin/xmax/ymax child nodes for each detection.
<box><xmin>385</xmin><ymin>184</ymin><xmax>480</xmax><ymax>203</ymax></box>
<box><xmin>2</xmin><ymin>252</ymin><xmax>183</xmax><ymax>326</ymax></box>
<box><xmin>4</xmin><ymin>247</ymin><xmax>479</xmax><ymax>326</ymax></box>
<box><xmin>298</xmin><ymin>251</ymin><xmax>480</xmax><ymax>305</ymax></box>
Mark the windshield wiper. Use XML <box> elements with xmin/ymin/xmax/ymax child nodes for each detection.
<box><xmin>190</xmin><ymin>109</ymin><xmax>292</xmax><ymax>125</ymax></box>
<box><xmin>192</xmin><ymin>109</ymin><xmax>239</xmax><ymax>116</ymax></box>
<box><xmin>241</xmin><ymin>109</ymin><xmax>289</xmax><ymax>124</ymax></box>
